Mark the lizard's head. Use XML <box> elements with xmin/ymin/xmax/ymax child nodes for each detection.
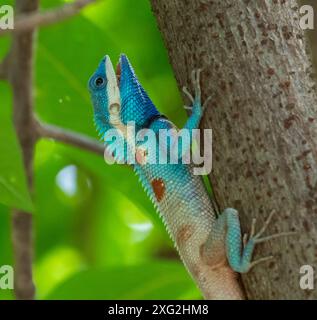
<box><xmin>88</xmin><ymin>54</ymin><xmax>160</xmax><ymax>135</ymax></box>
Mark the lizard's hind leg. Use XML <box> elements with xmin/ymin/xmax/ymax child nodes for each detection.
<box><xmin>203</xmin><ymin>208</ymin><xmax>295</xmax><ymax>273</ymax></box>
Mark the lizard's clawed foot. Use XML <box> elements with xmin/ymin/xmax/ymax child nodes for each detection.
<box><xmin>241</xmin><ymin>210</ymin><xmax>297</xmax><ymax>272</ymax></box>
<box><xmin>182</xmin><ymin>69</ymin><xmax>212</xmax><ymax>114</ymax></box>
<box><xmin>245</xmin><ymin>210</ymin><xmax>296</xmax><ymax>245</ymax></box>
<box><xmin>183</xmin><ymin>69</ymin><xmax>201</xmax><ymax>104</ymax></box>
<box><xmin>221</xmin><ymin>208</ymin><xmax>296</xmax><ymax>274</ymax></box>
<box><xmin>248</xmin><ymin>255</ymin><xmax>275</xmax><ymax>270</ymax></box>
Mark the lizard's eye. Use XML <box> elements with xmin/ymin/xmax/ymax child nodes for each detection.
<box><xmin>95</xmin><ymin>77</ymin><xmax>105</xmax><ymax>87</ymax></box>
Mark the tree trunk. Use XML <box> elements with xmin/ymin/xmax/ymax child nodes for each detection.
<box><xmin>150</xmin><ymin>0</ymin><xmax>317</xmax><ymax>299</ymax></box>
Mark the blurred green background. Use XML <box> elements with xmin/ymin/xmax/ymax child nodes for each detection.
<box><xmin>0</xmin><ymin>0</ymin><xmax>201</xmax><ymax>299</ymax></box>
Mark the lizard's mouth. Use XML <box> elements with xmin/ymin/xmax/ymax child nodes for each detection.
<box><xmin>105</xmin><ymin>55</ymin><xmax>121</xmax><ymax>124</ymax></box>
<box><xmin>116</xmin><ymin>61</ymin><xmax>121</xmax><ymax>87</ymax></box>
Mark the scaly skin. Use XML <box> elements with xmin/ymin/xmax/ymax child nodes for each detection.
<box><xmin>88</xmin><ymin>54</ymin><xmax>293</xmax><ymax>300</ymax></box>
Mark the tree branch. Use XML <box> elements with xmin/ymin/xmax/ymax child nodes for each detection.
<box><xmin>10</xmin><ymin>0</ymin><xmax>40</xmax><ymax>300</ymax></box>
<box><xmin>0</xmin><ymin>0</ymin><xmax>97</xmax><ymax>36</ymax></box>
<box><xmin>0</xmin><ymin>62</ymin><xmax>5</xmax><ymax>79</ymax></box>
<box><xmin>35</xmin><ymin>121</ymin><xmax>105</xmax><ymax>156</ymax></box>
<box><xmin>0</xmin><ymin>54</ymin><xmax>10</xmax><ymax>80</ymax></box>
<box><xmin>0</xmin><ymin>63</ymin><xmax>5</xmax><ymax>80</ymax></box>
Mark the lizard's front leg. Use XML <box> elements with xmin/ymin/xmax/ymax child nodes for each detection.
<box><xmin>171</xmin><ymin>69</ymin><xmax>211</xmax><ymax>160</ymax></box>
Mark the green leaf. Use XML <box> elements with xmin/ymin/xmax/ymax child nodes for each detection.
<box><xmin>47</xmin><ymin>261</ymin><xmax>200</xmax><ymax>300</ymax></box>
<box><xmin>0</xmin><ymin>205</ymin><xmax>14</xmax><ymax>300</ymax></box>
<box><xmin>0</xmin><ymin>83</ymin><xmax>33</xmax><ymax>212</ymax></box>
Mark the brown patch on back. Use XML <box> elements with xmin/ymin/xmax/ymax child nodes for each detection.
<box><xmin>151</xmin><ymin>178</ymin><xmax>165</xmax><ymax>202</ymax></box>
<box><xmin>176</xmin><ymin>224</ymin><xmax>194</xmax><ymax>246</ymax></box>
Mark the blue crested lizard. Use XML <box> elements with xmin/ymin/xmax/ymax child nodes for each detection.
<box><xmin>88</xmin><ymin>54</ymin><xmax>292</xmax><ymax>300</ymax></box>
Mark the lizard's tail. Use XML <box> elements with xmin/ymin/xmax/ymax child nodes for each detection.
<box><xmin>190</xmin><ymin>262</ymin><xmax>245</xmax><ymax>300</ymax></box>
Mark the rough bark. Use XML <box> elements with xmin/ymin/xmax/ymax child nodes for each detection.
<box><xmin>150</xmin><ymin>0</ymin><xmax>317</xmax><ymax>299</ymax></box>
